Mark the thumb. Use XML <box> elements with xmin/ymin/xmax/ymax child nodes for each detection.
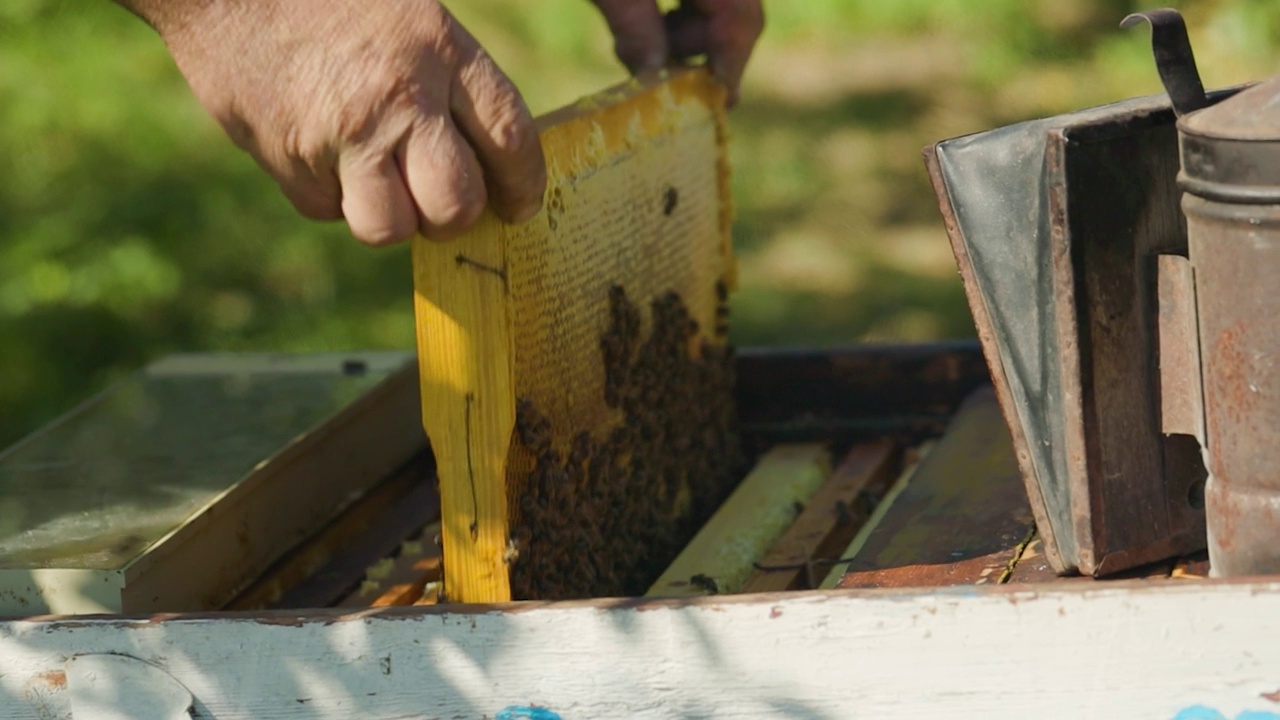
<box><xmin>592</xmin><ymin>0</ymin><xmax>668</xmax><ymax>74</ymax></box>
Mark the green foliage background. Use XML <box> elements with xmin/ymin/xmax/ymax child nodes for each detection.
<box><xmin>1</xmin><ymin>0</ymin><xmax>1277</xmax><ymax>447</ymax></box>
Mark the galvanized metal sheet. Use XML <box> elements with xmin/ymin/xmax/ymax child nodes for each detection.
<box><xmin>926</xmin><ymin>89</ymin><xmax>1240</xmax><ymax>575</ymax></box>
<box><xmin>0</xmin><ymin>352</ymin><xmax>423</xmax><ymax>614</ymax></box>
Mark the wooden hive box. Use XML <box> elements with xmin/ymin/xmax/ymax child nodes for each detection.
<box><xmin>0</xmin><ymin>352</ymin><xmax>424</xmax><ymax>615</ymax></box>
<box><xmin>8</xmin><ymin>344</ymin><xmax>1280</xmax><ymax>720</ymax></box>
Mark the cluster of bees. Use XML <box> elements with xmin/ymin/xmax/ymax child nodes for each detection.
<box><xmin>508</xmin><ymin>282</ymin><xmax>743</xmax><ymax>599</ymax></box>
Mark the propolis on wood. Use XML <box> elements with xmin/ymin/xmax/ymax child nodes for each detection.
<box><xmin>411</xmin><ymin>68</ymin><xmax>740</xmax><ymax>602</ymax></box>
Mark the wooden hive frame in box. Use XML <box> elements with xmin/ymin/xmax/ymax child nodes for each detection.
<box><xmin>413</xmin><ymin>68</ymin><xmax>739</xmax><ymax>603</ymax></box>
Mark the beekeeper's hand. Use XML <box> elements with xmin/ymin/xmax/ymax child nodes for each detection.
<box><xmin>114</xmin><ymin>0</ymin><xmax>547</xmax><ymax>245</ymax></box>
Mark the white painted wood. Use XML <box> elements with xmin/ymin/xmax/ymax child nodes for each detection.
<box><xmin>4</xmin><ymin>582</ymin><xmax>1280</xmax><ymax>719</ymax></box>
<box><xmin>66</xmin><ymin>654</ymin><xmax>192</xmax><ymax>720</ymax></box>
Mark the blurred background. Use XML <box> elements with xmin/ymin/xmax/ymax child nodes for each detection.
<box><xmin>1</xmin><ymin>0</ymin><xmax>1277</xmax><ymax>447</ymax></box>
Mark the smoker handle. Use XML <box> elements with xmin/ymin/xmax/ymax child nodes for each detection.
<box><xmin>1121</xmin><ymin>9</ymin><xmax>1210</xmax><ymax>117</ymax></box>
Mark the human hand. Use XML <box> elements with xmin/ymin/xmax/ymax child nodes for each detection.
<box><xmin>117</xmin><ymin>0</ymin><xmax>546</xmax><ymax>245</ymax></box>
<box><xmin>591</xmin><ymin>0</ymin><xmax>764</xmax><ymax>106</ymax></box>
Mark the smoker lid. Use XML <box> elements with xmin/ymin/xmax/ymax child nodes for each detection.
<box><xmin>1181</xmin><ymin>76</ymin><xmax>1280</xmax><ymax>141</ymax></box>
<box><xmin>1178</xmin><ymin>76</ymin><xmax>1280</xmax><ymax>203</ymax></box>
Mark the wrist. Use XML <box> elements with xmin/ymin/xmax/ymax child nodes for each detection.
<box><xmin>111</xmin><ymin>0</ymin><xmax>221</xmax><ymax>39</ymax></box>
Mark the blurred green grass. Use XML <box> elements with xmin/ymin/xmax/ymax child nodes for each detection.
<box><xmin>1</xmin><ymin>0</ymin><xmax>1278</xmax><ymax>446</ymax></box>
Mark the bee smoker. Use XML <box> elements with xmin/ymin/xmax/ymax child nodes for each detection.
<box><xmin>1127</xmin><ymin>10</ymin><xmax>1280</xmax><ymax>576</ymax></box>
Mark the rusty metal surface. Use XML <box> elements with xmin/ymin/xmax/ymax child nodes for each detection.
<box><xmin>1008</xmin><ymin>536</ymin><xmax>1180</xmax><ymax>585</ymax></box>
<box><xmin>926</xmin><ymin>93</ymin><xmax>1188</xmax><ymax>576</ymax></box>
<box><xmin>926</xmin><ymin>87</ymin><xmax>1245</xmax><ymax>577</ymax></box>
<box><xmin>1125</xmin><ymin>14</ymin><xmax>1280</xmax><ymax>576</ymax></box>
<box><xmin>1052</xmin><ymin>122</ymin><xmax>1209</xmax><ymax>575</ymax></box>
<box><xmin>1186</xmin><ymin>198</ymin><xmax>1280</xmax><ymax>576</ymax></box>
<box><xmin>1157</xmin><ymin>255</ymin><xmax>1206</xmax><ymax>442</ymax></box>
<box><xmin>838</xmin><ymin>386</ymin><xmax>1035</xmax><ymax>590</ymax></box>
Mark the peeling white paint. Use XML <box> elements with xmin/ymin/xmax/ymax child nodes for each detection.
<box><xmin>1</xmin><ymin>582</ymin><xmax>1280</xmax><ymax>718</ymax></box>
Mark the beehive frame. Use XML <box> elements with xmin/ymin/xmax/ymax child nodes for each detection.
<box><xmin>412</xmin><ymin>68</ymin><xmax>737</xmax><ymax>603</ymax></box>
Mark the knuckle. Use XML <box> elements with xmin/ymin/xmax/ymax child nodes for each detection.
<box><xmin>354</xmin><ymin>219</ymin><xmax>415</xmax><ymax>247</ymax></box>
<box><xmin>284</xmin><ymin>125</ymin><xmax>336</xmax><ymax>170</ymax></box>
<box><xmin>333</xmin><ymin>84</ymin><xmax>399</xmax><ymax>146</ymax></box>
<box><xmin>509</xmin><ymin>164</ymin><xmax>547</xmax><ymax>212</ymax></box>
<box><xmin>431</xmin><ymin>191</ymin><xmax>487</xmax><ymax>233</ymax></box>
<box><xmin>459</xmin><ymin>61</ymin><xmax>537</xmax><ymax>157</ymax></box>
<box><xmin>277</xmin><ymin>178</ymin><xmax>342</xmax><ymax>222</ymax></box>
<box><xmin>220</xmin><ymin>115</ymin><xmax>256</xmax><ymax>151</ymax></box>
<box><xmin>294</xmin><ymin>196</ymin><xmax>344</xmax><ymax>222</ymax></box>
<box><xmin>489</xmin><ymin>103</ymin><xmax>539</xmax><ymax>159</ymax></box>
<box><xmin>448</xmin><ymin>190</ymin><xmax>491</xmax><ymax>226</ymax></box>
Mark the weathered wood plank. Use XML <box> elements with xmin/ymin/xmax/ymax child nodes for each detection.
<box><xmin>6</xmin><ymin>581</ymin><xmax>1280</xmax><ymax>719</ymax></box>
<box><xmin>838</xmin><ymin>386</ymin><xmax>1035</xmax><ymax>589</ymax></box>
<box><xmin>741</xmin><ymin>440</ymin><xmax>900</xmax><ymax>592</ymax></box>
<box><xmin>647</xmin><ymin>444</ymin><xmax>832</xmax><ymax>597</ymax></box>
<box><xmin>734</xmin><ymin>342</ymin><xmax>989</xmax><ymax>443</ymax></box>
<box><xmin>1006</xmin><ymin>537</ymin><xmax>1061</xmax><ymax>584</ymax></box>
<box><xmin>335</xmin><ymin>522</ymin><xmax>442</xmax><ymax>608</ymax></box>
<box><xmin>272</xmin><ymin>479</ymin><xmax>439</xmax><ymax>610</ymax></box>
<box><xmin>1172</xmin><ymin>551</ymin><xmax>1211</xmax><ymax>580</ymax></box>
<box><xmin>816</xmin><ymin>441</ymin><xmax>933</xmax><ymax>589</ymax></box>
<box><xmin>65</xmin><ymin>654</ymin><xmax>193</xmax><ymax>720</ymax></box>
<box><xmin>226</xmin><ymin>453</ymin><xmax>435</xmax><ymax>611</ymax></box>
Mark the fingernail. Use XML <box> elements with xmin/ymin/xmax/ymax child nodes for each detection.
<box><xmin>511</xmin><ymin>199</ymin><xmax>542</xmax><ymax>224</ymax></box>
<box><xmin>623</xmin><ymin>43</ymin><xmax>667</xmax><ymax>74</ymax></box>
<box><xmin>640</xmin><ymin>47</ymin><xmax>667</xmax><ymax>72</ymax></box>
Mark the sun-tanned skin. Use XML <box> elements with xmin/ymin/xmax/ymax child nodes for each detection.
<box><xmin>111</xmin><ymin>0</ymin><xmax>763</xmax><ymax>246</ymax></box>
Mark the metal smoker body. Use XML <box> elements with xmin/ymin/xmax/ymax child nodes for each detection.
<box><xmin>1129</xmin><ymin>9</ymin><xmax>1280</xmax><ymax>576</ymax></box>
<box><xmin>1181</xmin><ymin>81</ymin><xmax>1280</xmax><ymax>576</ymax></box>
